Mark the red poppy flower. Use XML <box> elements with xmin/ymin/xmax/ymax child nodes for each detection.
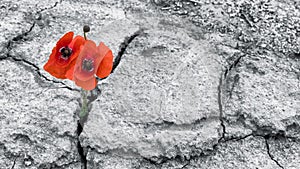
<box><xmin>72</xmin><ymin>40</ymin><xmax>113</xmax><ymax>90</ymax></box>
<box><xmin>43</xmin><ymin>32</ymin><xmax>85</xmax><ymax>79</ymax></box>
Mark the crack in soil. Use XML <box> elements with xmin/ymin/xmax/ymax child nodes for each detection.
<box><xmin>218</xmin><ymin>72</ymin><xmax>226</xmax><ymax>142</ymax></box>
<box><xmin>11</xmin><ymin>22</ymin><xmax>36</xmax><ymax>42</ymax></box>
<box><xmin>228</xmin><ymin>74</ymin><xmax>240</xmax><ymax>99</ymax></box>
<box><xmin>218</xmin><ymin>52</ymin><xmax>245</xmax><ymax>143</ymax></box>
<box><xmin>129</xmin><ymin>116</ymin><xmax>220</xmax><ymax>132</ymax></box>
<box><xmin>76</xmin><ymin>30</ymin><xmax>144</xmax><ymax>168</ymax></box>
<box><xmin>223</xmin><ymin>132</ymin><xmax>295</xmax><ymax>169</ymax></box>
<box><xmin>180</xmin><ymin>132</ymin><xmax>290</xmax><ymax>169</ymax></box>
<box><xmin>224</xmin><ymin>54</ymin><xmax>244</xmax><ymax>78</ymax></box>
<box><xmin>37</xmin><ymin>0</ymin><xmax>63</xmax><ymax>13</ymax></box>
<box><xmin>1</xmin><ymin>21</ymin><xmax>77</xmax><ymax>91</ymax></box>
<box><xmin>110</xmin><ymin>29</ymin><xmax>144</xmax><ymax>74</ymax></box>
<box><xmin>10</xmin><ymin>158</ymin><xmax>16</xmax><ymax>169</ymax></box>
<box><xmin>77</xmin><ymin>121</ymin><xmax>87</xmax><ymax>169</ymax></box>
<box><xmin>228</xmin><ymin>134</ymin><xmax>286</xmax><ymax>169</ymax></box>
<box><xmin>264</xmin><ymin>138</ymin><xmax>285</xmax><ymax>169</ymax></box>
<box><xmin>74</xmin><ymin>88</ymin><xmax>101</xmax><ymax>168</ymax></box>
<box><xmin>9</xmin><ymin>56</ymin><xmax>77</xmax><ymax>91</ymax></box>
<box><xmin>218</xmin><ymin>52</ymin><xmax>246</xmax><ymax>142</ymax></box>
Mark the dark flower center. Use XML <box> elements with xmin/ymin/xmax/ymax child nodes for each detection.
<box><xmin>82</xmin><ymin>58</ymin><xmax>94</xmax><ymax>72</ymax></box>
<box><xmin>59</xmin><ymin>46</ymin><xmax>72</xmax><ymax>60</ymax></box>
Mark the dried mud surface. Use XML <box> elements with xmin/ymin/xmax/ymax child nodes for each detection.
<box><xmin>0</xmin><ymin>0</ymin><xmax>299</xmax><ymax>168</ymax></box>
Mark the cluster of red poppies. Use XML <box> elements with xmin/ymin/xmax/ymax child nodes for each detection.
<box><xmin>43</xmin><ymin>32</ymin><xmax>113</xmax><ymax>90</ymax></box>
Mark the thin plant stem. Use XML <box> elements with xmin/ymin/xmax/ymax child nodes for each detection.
<box><xmin>84</xmin><ymin>32</ymin><xmax>87</xmax><ymax>40</ymax></box>
<box><xmin>80</xmin><ymin>89</ymin><xmax>88</xmax><ymax>118</ymax></box>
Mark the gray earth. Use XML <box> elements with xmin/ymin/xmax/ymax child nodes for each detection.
<box><xmin>0</xmin><ymin>0</ymin><xmax>299</xmax><ymax>168</ymax></box>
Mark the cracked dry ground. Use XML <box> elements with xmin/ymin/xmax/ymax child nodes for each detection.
<box><xmin>0</xmin><ymin>0</ymin><xmax>299</xmax><ymax>169</ymax></box>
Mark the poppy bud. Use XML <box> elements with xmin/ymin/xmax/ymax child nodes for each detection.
<box><xmin>83</xmin><ymin>25</ymin><xmax>90</xmax><ymax>33</ymax></box>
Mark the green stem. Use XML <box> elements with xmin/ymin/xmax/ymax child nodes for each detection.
<box><xmin>80</xmin><ymin>89</ymin><xmax>88</xmax><ymax>118</ymax></box>
<box><xmin>84</xmin><ymin>32</ymin><xmax>87</xmax><ymax>40</ymax></box>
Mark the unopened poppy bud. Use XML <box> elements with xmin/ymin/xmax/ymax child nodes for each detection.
<box><xmin>83</xmin><ymin>25</ymin><xmax>90</xmax><ymax>33</ymax></box>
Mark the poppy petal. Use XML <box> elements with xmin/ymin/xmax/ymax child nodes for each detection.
<box><xmin>74</xmin><ymin>40</ymin><xmax>99</xmax><ymax>81</ymax></box>
<box><xmin>65</xmin><ymin>59</ymin><xmax>77</xmax><ymax>80</ymax></box>
<box><xmin>70</xmin><ymin>36</ymin><xmax>86</xmax><ymax>51</ymax></box>
<box><xmin>44</xmin><ymin>63</ymin><xmax>67</xmax><ymax>79</ymax></box>
<box><xmin>68</xmin><ymin>36</ymin><xmax>86</xmax><ymax>63</ymax></box>
<box><xmin>97</xmin><ymin>42</ymin><xmax>110</xmax><ymax>56</ymax></box>
<box><xmin>96</xmin><ymin>44</ymin><xmax>113</xmax><ymax>78</ymax></box>
<box><xmin>44</xmin><ymin>47</ymin><xmax>67</xmax><ymax>79</ymax></box>
<box><xmin>56</xmin><ymin>32</ymin><xmax>74</xmax><ymax>49</ymax></box>
<box><xmin>96</xmin><ymin>42</ymin><xmax>113</xmax><ymax>78</ymax></box>
<box><xmin>74</xmin><ymin>76</ymin><xmax>97</xmax><ymax>91</ymax></box>
<box><xmin>44</xmin><ymin>47</ymin><xmax>57</xmax><ymax>68</ymax></box>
